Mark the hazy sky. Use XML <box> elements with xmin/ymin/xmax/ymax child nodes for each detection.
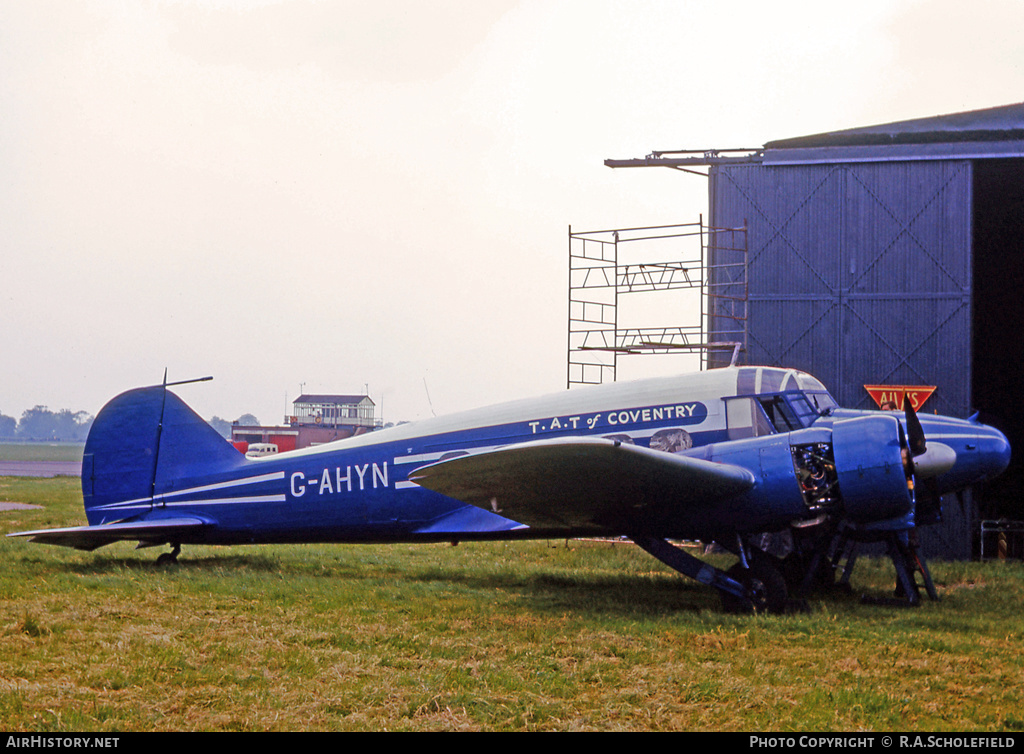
<box><xmin>3</xmin><ymin>0</ymin><xmax>1024</xmax><ymax>427</ymax></box>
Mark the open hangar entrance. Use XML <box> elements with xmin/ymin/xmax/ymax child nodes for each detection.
<box><xmin>972</xmin><ymin>157</ymin><xmax>1024</xmax><ymax>519</ymax></box>
<box><xmin>606</xmin><ymin>103</ymin><xmax>1024</xmax><ymax>558</ymax></box>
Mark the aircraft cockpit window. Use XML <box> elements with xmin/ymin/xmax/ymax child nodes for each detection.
<box><xmin>758</xmin><ymin>395</ymin><xmax>802</xmax><ymax>432</ymax></box>
<box><xmin>752</xmin><ymin>392</ymin><xmax>825</xmax><ymax>434</ymax></box>
<box><xmin>803</xmin><ymin>390</ymin><xmax>838</xmax><ymax>415</ymax></box>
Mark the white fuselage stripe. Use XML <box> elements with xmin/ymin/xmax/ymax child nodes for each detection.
<box><xmin>163</xmin><ymin>472</ymin><xmax>286</xmax><ymax>498</ymax></box>
<box><xmin>161</xmin><ymin>495</ymin><xmax>287</xmax><ymax>506</ymax></box>
<box><xmin>92</xmin><ymin>472</ymin><xmax>287</xmax><ymax>511</ymax></box>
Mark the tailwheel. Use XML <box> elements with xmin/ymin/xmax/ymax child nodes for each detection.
<box><xmin>156</xmin><ymin>543</ymin><xmax>181</xmax><ymax>566</ymax></box>
<box><xmin>721</xmin><ymin>559</ymin><xmax>789</xmax><ymax>614</ymax></box>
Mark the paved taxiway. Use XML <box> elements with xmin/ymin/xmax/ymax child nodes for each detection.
<box><xmin>0</xmin><ymin>461</ymin><xmax>81</xmax><ymax>477</ymax></box>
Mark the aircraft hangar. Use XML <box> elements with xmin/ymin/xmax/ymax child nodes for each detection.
<box><xmin>607</xmin><ymin>102</ymin><xmax>1024</xmax><ymax>558</ymax></box>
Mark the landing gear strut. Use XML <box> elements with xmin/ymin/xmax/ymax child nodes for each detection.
<box><xmin>629</xmin><ymin>535</ymin><xmax>790</xmax><ymax>614</ymax></box>
<box><xmin>832</xmin><ymin>527</ymin><xmax>937</xmax><ymax>606</ymax></box>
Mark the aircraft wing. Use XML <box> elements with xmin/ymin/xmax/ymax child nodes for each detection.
<box><xmin>408</xmin><ymin>437</ymin><xmax>756</xmax><ymax>532</ymax></box>
<box><xmin>6</xmin><ymin>517</ymin><xmax>210</xmax><ymax>551</ymax></box>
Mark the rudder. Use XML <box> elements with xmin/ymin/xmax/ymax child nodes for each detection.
<box><xmin>82</xmin><ymin>387</ymin><xmax>247</xmax><ymax>524</ymax></box>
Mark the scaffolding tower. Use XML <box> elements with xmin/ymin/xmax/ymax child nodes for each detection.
<box><xmin>567</xmin><ymin>218</ymin><xmax>748</xmax><ymax>388</ymax></box>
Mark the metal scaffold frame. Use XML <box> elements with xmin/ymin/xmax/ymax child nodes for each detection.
<box><xmin>567</xmin><ymin>218</ymin><xmax>748</xmax><ymax>388</ymax></box>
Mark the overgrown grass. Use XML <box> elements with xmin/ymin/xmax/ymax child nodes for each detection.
<box><xmin>2</xmin><ymin>476</ymin><xmax>1023</xmax><ymax>731</ymax></box>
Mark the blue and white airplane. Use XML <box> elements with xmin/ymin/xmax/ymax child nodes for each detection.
<box><xmin>8</xmin><ymin>366</ymin><xmax>1010</xmax><ymax>611</ymax></box>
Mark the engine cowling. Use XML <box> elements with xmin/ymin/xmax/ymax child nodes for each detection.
<box><xmin>830</xmin><ymin>415</ymin><xmax>913</xmax><ymax>524</ymax></box>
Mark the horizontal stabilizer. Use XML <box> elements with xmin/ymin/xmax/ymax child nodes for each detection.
<box><xmin>409</xmin><ymin>437</ymin><xmax>755</xmax><ymax>534</ymax></box>
<box><xmin>7</xmin><ymin>517</ymin><xmax>210</xmax><ymax>551</ymax></box>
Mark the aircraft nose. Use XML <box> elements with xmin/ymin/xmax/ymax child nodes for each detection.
<box><xmin>980</xmin><ymin>425</ymin><xmax>1012</xmax><ymax>480</ymax></box>
<box><xmin>939</xmin><ymin>422</ymin><xmax>1011</xmax><ymax>491</ymax></box>
<box><xmin>917</xmin><ymin>415</ymin><xmax>1012</xmax><ymax>494</ymax></box>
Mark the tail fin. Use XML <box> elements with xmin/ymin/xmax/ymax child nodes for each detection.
<box><xmin>82</xmin><ymin>386</ymin><xmax>247</xmax><ymax>523</ymax></box>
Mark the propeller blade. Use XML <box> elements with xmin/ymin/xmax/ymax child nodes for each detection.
<box><xmin>904</xmin><ymin>397</ymin><xmax>927</xmax><ymax>457</ymax></box>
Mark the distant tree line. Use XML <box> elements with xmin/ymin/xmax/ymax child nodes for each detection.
<box><xmin>0</xmin><ymin>407</ymin><xmax>262</xmax><ymax>442</ymax></box>
<box><xmin>209</xmin><ymin>413</ymin><xmax>260</xmax><ymax>440</ymax></box>
<box><xmin>0</xmin><ymin>406</ymin><xmax>94</xmax><ymax>442</ymax></box>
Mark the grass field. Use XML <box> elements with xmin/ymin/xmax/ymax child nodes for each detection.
<box><xmin>2</xmin><ymin>475</ymin><xmax>1023</xmax><ymax>732</ymax></box>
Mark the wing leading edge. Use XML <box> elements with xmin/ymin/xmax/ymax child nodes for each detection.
<box><xmin>6</xmin><ymin>517</ymin><xmax>210</xmax><ymax>551</ymax></box>
<box><xmin>408</xmin><ymin>437</ymin><xmax>756</xmax><ymax>535</ymax></box>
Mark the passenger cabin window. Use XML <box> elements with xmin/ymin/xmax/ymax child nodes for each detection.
<box><xmin>725</xmin><ymin>397</ymin><xmax>776</xmax><ymax>439</ymax></box>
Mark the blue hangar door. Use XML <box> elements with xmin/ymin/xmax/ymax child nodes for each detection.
<box><xmin>708</xmin><ymin>160</ymin><xmax>973</xmax><ymax>418</ymax></box>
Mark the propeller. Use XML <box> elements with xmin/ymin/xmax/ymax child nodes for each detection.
<box><xmin>902</xmin><ymin>397</ymin><xmax>953</xmax><ymax>525</ymax></box>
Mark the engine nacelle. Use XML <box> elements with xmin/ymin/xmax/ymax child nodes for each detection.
<box><xmin>830</xmin><ymin>415</ymin><xmax>913</xmax><ymax>524</ymax></box>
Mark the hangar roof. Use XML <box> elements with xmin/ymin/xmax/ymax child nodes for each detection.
<box><xmin>765</xmin><ymin>102</ymin><xmax>1024</xmax><ymax>149</ymax></box>
<box><xmin>604</xmin><ymin>102</ymin><xmax>1024</xmax><ymax>169</ymax></box>
<box><xmin>761</xmin><ymin>102</ymin><xmax>1024</xmax><ymax>165</ymax></box>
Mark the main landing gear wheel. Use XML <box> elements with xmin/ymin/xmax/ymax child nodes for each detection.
<box><xmin>721</xmin><ymin>560</ymin><xmax>789</xmax><ymax>614</ymax></box>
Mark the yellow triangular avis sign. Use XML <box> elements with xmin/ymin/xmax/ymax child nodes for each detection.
<box><xmin>864</xmin><ymin>385</ymin><xmax>937</xmax><ymax>411</ymax></box>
